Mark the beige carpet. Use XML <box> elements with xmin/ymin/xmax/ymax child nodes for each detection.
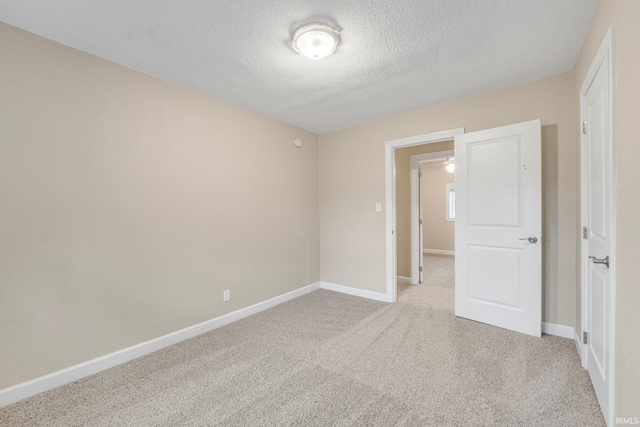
<box><xmin>0</xmin><ymin>256</ymin><xmax>605</xmax><ymax>426</ymax></box>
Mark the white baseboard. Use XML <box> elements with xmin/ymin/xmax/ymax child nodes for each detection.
<box><xmin>396</xmin><ymin>276</ymin><xmax>412</xmax><ymax>284</ymax></box>
<box><xmin>423</xmin><ymin>249</ymin><xmax>455</xmax><ymax>256</ymax></box>
<box><xmin>320</xmin><ymin>281</ymin><xmax>392</xmax><ymax>303</ymax></box>
<box><xmin>542</xmin><ymin>322</ymin><xmax>575</xmax><ymax>339</ymax></box>
<box><xmin>0</xmin><ymin>281</ymin><xmax>321</xmax><ymax>408</ymax></box>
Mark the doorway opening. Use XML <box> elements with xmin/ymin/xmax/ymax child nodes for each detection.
<box><xmin>409</xmin><ymin>150</ymin><xmax>455</xmax><ymax>286</ymax></box>
<box><xmin>384</xmin><ymin>129</ymin><xmax>464</xmax><ymax>302</ymax></box>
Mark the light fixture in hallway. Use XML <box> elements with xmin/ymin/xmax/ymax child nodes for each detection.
<box><xmin>444</xmin><ymin>158</ymin><xmax>455</xmax><ymax>174</ymax></box>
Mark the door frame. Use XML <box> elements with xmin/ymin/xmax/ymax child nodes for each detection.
<box><xmin>580</xmin><ymin>26</ymin><xmax>616</xmax><ymax>426</ymax></box>
<box><xmin>385</xmin><ymin>128</ymin><xmax>464</xmax><ymax>302</ymax></box>
<box><xmin>410</xmin><ymin>150</ymin><xmax>455</xmax><ymax>284</ymax></box>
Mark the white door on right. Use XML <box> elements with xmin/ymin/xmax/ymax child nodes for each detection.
<box><xmin>581</xmin><ymin>28</ymin><xmax>614</xmax><ymax>421</ymax></box>
<box><xmin>455</xmin><ymin>120</ymin><xmax>541</xmax><ymax>337</ymax></box>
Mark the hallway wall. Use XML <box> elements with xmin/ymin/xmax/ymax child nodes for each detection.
<box><xmin>422</xmin><ymin>161</ymin><xmax>455</xmax><ymax>253</ymax></box>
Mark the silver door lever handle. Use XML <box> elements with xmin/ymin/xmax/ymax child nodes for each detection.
<box><xmin>518</xmin><ymin>236</ymin><xmax>538</xmax><ymax>244</ymax></box>
<box><xmin>589</xmin><ymin>255</ymin><xmax>610</xmax><ymax>268</ymax></box>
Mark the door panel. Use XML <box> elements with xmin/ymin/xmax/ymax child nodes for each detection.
<box><xmin>455</xmin><ymin>120</ymin><xmax>541</xmax><ymax>337</ymax></box>
<box><xmin>588</xmin><ymin>90</ymin><xmax>607</xmax><ymax>241</ymax></box>
<box><xmin>468</xmin><ymin>138</ymin><xmax>521</xmax><ymax>227</ymax></box>
<box><xmin>468</xmin><ymin>245</ymin><xmax>521</xmax><ymax>307</ymax></box>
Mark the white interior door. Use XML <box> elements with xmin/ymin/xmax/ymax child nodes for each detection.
<box><xmin>454</xmin><ymin>120</ymin><xmax>541</xmax><ymax>337</ymax></box>
<box><xmin>581</xmin><ymin>28</ymin><xmax>614</xmax><ymax>421</ymax></box>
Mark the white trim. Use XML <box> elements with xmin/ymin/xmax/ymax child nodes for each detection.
<box><xmin>386</xmin><ymin>128</ymin><xmax>464</xmax><ymax>303</ymax></box>
<box><xmin>580</xmin><ymin>26</ymin><xmax>616</xmax><ymax>427</ymax></box>
<box><xmin>410</xmin><ymin>150</ymin><xmax>454</xmax><ymax>285</ymax></box>
<box><xmin>386</xmin><ymin>129</ymin><xmax>464</xmax><ymax>148</ymax></box>
<box><xmin>423</xmin><ymin>249</ymin><xmax>455</xmax><ymax>256</ymax></box>
<box><xmin>0</xmin><ymin>282</ymin><xmax>321</xmax><ymax>408</ymax></box>
<box><xmin>320</xmin><ymin>281</ymin><xmax>392</xmax><ymax>302</ymax></box>
<box><xmin>575</xmin><ymin>329</ymin><xmax>585</xmax><ymax>364</ymax></box>
<box><xmin>385</xmin><ymin>142</ymin><xmax>396</xmax><ymax>302</ymax></box>
<box><xmin>542</xmin><ymin>322</ymin><xmax>575</xmax><ymax>339</ymax></box>
<box><xmin>396</xmin><ymin>276</ymin><xmax>412</xmax><ymax>284</ymax></box>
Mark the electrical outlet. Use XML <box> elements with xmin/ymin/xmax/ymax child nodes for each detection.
<box><xmin>223</xmin><ymin>289</ymin><xmax>230</xmax><ymax>302</ymax></box>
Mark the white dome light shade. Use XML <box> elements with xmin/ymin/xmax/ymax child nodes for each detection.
<box><xmin>445</xmin><ymin>162</ymin><xmax>455</xmax><ymax>173</ymax></box>
<box><xmin>444</xmin><ymin>159</ymin><xmax>455</xmax><ymax>174</ymax></box>
<box><xmin>292</xmin><ymin>23</ymin><xmax>340</xmax><ymax>60</ymax></box>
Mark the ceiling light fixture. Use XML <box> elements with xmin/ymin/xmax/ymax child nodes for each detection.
<box><xmin>292</xmin><ymin>23</ymin><xmax>340</xmax><ymax>60</ymax></box>
<box><xmin>444</xmin><ymin>159</ymin><xmax>455</xmax><ymax>174</ymax></box>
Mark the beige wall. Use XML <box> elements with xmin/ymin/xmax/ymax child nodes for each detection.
<box><xmin>5</xmin><ymin>0</ymin><xmax>639</xmax><ymax>414</ymax></box>
<box><xmin>422</xmin><ymin>162</ymin><xmax>455</xmax><ymax>252</ymax></box>
<box><xmin>320</xmin><ymin>71</ymin><xmax>576</xmax><ymax>327</ymax></box>
<box><xmin>572</xmin><ymin>0</ymin><xmax>640</xmax><ymax>417</ymax></box>
<box><xmin>0</xmin><ymin>23</ymin><xmax>320</xmax><ymax>389</ymax></box>
<box><xmin>394</xmin><ymin>142</ymin><xmax>454</xmax><ymax>278</ymax></box>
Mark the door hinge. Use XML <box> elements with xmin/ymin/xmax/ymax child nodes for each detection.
<box><xmin>420</xmin><ymin>219</ymin><xmax>423</xmax><ymax>225</ymax></box>
<box><xmin>583</xmin><ymin>331</ymin><xmax>588</xmax><ymax>344</ymax></box>
<box><xmin>583</xmin><ymin>226</ymin><xmax>588</xmax><ymax>239</ymax></box>
<box><xmin>419</xmin><ymin>266</ymin><xmax>423</xmax><ymax>273</ymax></box>
<box><xmin>582</xmin><ymin>121</ymin><xmax>587</xmax><ymax>135</ymax></box>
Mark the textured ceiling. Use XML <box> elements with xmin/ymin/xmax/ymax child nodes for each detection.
<box><xmin>0</xmin><ymin>0</ymin><xmax>597</xmax><ymax>134</ymax></box>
